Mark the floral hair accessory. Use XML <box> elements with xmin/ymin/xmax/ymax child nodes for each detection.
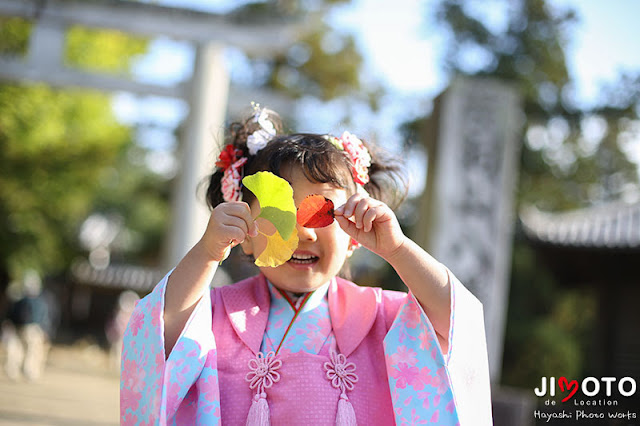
<box><xmin>216</xmin><ymin>144</ymin><xmax>243</xmax><ymax>170</ymax></box>
<box><xmin>339</xmin><ymin>131</ymin><xmax>371</xmax><ymax>186</ymax></box>
<box><xmin>217</xmin><ymin>103</ymin><xmax>279</xmax><ymax>202</ymax></box>
<box><xmin>325</xmin><ymin>132</ymin><xmax>371</xmax><ymax>186</ymax></box>
<box><xmin>218</xmin><ymin>144</ymin><xmax>248</xmax><ymax>202</ymax></box>
<box><xmin>247</xmin><ymin>103</ymin><xmax>276</xmax><ymax>155</ymax></box>
<box><xmin>325</xmin><ymin>135</ymin><xmax>343</xmax><ymax>150</ymax></box>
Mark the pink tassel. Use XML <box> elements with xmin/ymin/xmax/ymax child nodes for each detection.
<box><xmin>336</xmin><ymin>393</ymin><xmax>357</xmax><ymax>426</ymax></box>
<box><xmin>246</xmin><ymin>392</ymin><xmax>270</xmax><ymax>426</ymax></box>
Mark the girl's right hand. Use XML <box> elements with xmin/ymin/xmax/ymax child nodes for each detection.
<box><xmin>199</xmin><ymin>201</ymin><xmax>258</xmax><ymax>262</ymax></box>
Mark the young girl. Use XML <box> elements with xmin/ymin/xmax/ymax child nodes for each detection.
<box><xmin>120</xmin><ymin>106</ymin><xmax>492</xmax><ymax>425</ymax></box>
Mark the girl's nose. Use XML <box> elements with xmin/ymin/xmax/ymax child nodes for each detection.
<box><xmin>296</xmin><ymin>221</ymin><xmax>318</xmax><ymax>242</ymax></box>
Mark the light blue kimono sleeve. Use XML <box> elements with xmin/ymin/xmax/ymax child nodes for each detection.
<box><xmin>120</xmin><ymin>271</ymin><xmax>221</xmax><ymax>425</ymax></box>
<box><xmin>383</xmin><ymin>269</ymin><xmax>492</xmax><ymax>426</ymax></box>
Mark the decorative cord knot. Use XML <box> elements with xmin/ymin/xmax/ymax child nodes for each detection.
<box><xmin>325</xmin><ymin>350</ymin><xmax>359</xmax><ymax>426</ymax></box>
<box><xmin>245</xmin><ymin>351</ymin><xmax>282</xmax><ymax>394</ymax></box>
<box><xmin>245</xmin><ymin>352</ymin><xmax>281</xmax><ymax>426</ymax></box>
<box><xmin>324</xmin><ymin>349</ymin><xmax>358</xmax><ymax>394</ymax></box>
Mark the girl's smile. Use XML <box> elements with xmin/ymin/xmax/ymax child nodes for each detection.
<box><xmin>287</xmin><ymin>250</ymin><xmax>320</xmax><ymax>268</ymax></box>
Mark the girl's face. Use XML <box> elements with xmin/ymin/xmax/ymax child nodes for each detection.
<box><xmin>241</xmin><ymin>166</ymin><xmax>352</xmax><ymax>293</ymax></box>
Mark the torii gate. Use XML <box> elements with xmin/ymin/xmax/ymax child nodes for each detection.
<box><xmin>0</xmin><ymin>0</ymin><xmax>299</xmax><ymax>270</ymax></box>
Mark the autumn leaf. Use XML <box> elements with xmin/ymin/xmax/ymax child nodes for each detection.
<box><xmin>242</xmin><ymin>171</ymin><xmax>297</xmax><ymax>240</ymax></box>
<box><xmin>255</xmin><ymin>227</ymin><xmax>299</xmax><ymax>268</ymax></box>
<box><xmin>297</xmin><ymin>194</ymin><xmax>335</xmax><ymax>228</ymax></box>
<box><xmin>242</xmin><ymin>171</ymin><xmax>299</xmax><ymax>267</ymax></box>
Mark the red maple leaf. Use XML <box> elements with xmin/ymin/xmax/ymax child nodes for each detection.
<box><xmin>297</xmin><ymin>194</ymin><xmax>335</xmax><ymax>228</ymax></box>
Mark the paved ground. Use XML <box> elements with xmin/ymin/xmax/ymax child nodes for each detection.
<box><xmin>0</xmin><ymin>343</ymin><xmax>120</xmax><ymax>425</ymax></box>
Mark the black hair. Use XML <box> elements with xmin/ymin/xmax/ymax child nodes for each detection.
<box><xmin>206</xmin><ymin>109</ymin><xmax>407</xmax><ymax>210</ymax></box>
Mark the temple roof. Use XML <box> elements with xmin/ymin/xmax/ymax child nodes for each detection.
<box><xmin>71</xmin><ymin>260</ymin><xmax>165</xmax><ymax>292</ymax></box>
<box><xmin>70</xmin><ymin>259</ymin><xmax>233</xmax><ymax>291</ymax></box>
<box><xmin>520</xmin><ymin>200</ymin><xmax>640</xmax><ymax>249</ymax></box>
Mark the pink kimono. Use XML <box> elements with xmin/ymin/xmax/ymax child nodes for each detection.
<box><xmin>120</xmin><ymin>270</ymin><xmax>492</xmax><ymax>425</ymax></box>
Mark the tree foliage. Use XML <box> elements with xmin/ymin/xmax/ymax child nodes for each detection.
<box><xmin>0</xmin><ymin>17</ymin><xmax>151</xmax><ymax>280</ymax></box>
<box><xmin>229</xmin><ymin>0</ymin><xmax>366</xmax><ymax>103</ymax></box>
<box><xmin>1</xmin><ymin>1</ymin><xmax>371</xmax><ymax>286</ymax></box>
<box><xmin>435</xmin><ymin>0</ymin><xmax>640</xmax><ymax>209</ymax></box>
<box><xmin>268</xmin><ymin>22</ymin><xmax>362</xmax><ymax>101</ymax></box>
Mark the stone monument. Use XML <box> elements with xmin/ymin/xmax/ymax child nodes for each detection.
<box><xmin>415</xmin><ymin>77</ymin><xmax>523</xmax><ymax>382</ymax></box>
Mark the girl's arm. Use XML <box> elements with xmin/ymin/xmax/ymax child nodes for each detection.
<box><xmin>164</xmin><ymin>201</ymin><xmax>257</xmax><ymax>355</ymax></box>
<box><xmin>335</xmin><ymin>194</ymin><xmax>451</xmax><ymax>349</ymax></box>
<box><xmin>164</xmin><ymin>241</ymin><xmax>219</xmax><ymax>356</ymax></box>
<box><xmin>383</xmin><ymin>238</ymin><xmax>451</xmax><ymax>349</ymax></box>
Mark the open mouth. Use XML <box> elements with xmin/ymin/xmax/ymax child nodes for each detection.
<box><xmin>288</xmin><ymin>253</ymin><xmax>319</xmax><ymax>265</ymax></box>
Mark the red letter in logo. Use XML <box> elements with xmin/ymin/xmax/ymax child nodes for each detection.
<box><xmin>558</xmin><ymin>376</ymin><xmax>578</xmax><ymax>402</ymax></box>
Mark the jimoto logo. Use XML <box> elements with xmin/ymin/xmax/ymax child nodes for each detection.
<box><xmin>534</xmin><ymin>376</ymin><xmax>636</xmax><ymax>402</ymax></box>
<box><xmin>533</xmin><ymin>376</ymin><xmax>638</xmax><ymax>422</ymax></box>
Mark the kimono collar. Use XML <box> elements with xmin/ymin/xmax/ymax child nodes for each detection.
<box><xmin>266</xmin><ymin>280</ymin><xmax>330</xmax><ymax>313</ymax></box>
<box><xmin>220</xmin><ymin>275</ymin><xmax>378</xmax><ymax>357</ymax></box>
<box><xmin>328</xmin><ymin>277</ymin><xmax>378</xmax><ymax>357</ymax></box>
<box><xmin>220</xmin><ymin>274</ymin><xmax>270</xmax><ymax>355</ymax></box>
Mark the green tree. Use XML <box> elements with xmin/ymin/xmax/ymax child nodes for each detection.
<box><xmin>0</xmin><ymin>17</ymin><xmax>150</xmax><ymax>282</ymax></box>
<box><xmin>1</xmin><ymin>1</ymin><xmax>371</xmax><ymax>288</ymax></box>
<box><xmin>87</xmin><ymin>144</ymin><xmax>171</xmax><ymax>265</ymax></box>
<box><xmin>428</xmin><ymin>0</ymin><xmax>640</xmax><ymax>388</ymax></box>
<box><xmin>434</xmin><ymin>0</ymin><xmax>639</xmax><ymax>209</ymax></box>
<box><xmin>226</xmin><ymin>0</ymin><xmax>369</xmax><ymax>105</ymax></box>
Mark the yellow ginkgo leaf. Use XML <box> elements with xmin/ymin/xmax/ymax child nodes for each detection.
<box><xmin>255</xmin><ymin>227</ymin><xmax>299</xmax><ymax>268</ymax></box>
<box><xmin>242</xmin><ymin>171</ymin><xmax>297</xmax><ymax>240</ymax></box>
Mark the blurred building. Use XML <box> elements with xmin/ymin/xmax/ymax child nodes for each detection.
<box><xmin>521</xmin><ymin>199</ymin><xmax>640</xmax><ymax>379</ymax></box>
<box><xmin>62</xmin><ymin>211</ymin><xmax>232</xmax><ymax>342</ymax></box>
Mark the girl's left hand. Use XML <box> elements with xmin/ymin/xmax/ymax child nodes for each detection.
<box><xmin>334</xmin><ymin>193</ymin><xmax>406</xmax><ymax>261</ymax></box>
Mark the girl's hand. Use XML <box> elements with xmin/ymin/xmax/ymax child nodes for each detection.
<box><xmin>334</xmin><ymin>193</ymin><xmax>406</xmax><ymax>261</ymax></box>
<box><xmin>199</xmin><ymin>201</ymin><xmax>258</xmax><ymax>262</ymax></box>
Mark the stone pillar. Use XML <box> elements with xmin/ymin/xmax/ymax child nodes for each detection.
<box><xmin>164</xmin><ymin>42</ymin><xmax>229</xmax><ymax>270</ymax></box>
<box><xmin>415</xmin><ymin>77</ymin><xmax>522</xmax><ymax>382</ymax></box>
<box><xmin>28</xmin><ymin>18</ymin><xmax>65</xmax><ymax>70</ymax></box>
